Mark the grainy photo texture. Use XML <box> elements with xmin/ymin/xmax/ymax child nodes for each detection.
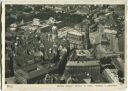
<box><xmin>5</xmin><ymin>5</ymin><xmax>125</xmax><ymax>84</ymax></box>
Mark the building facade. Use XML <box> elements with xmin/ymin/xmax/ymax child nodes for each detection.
<box><xmin>67</xmin><ymin>29</ymin><xmax>86</xmax><ymax>49</ymax></box>
<box><xmin>63</xmin><ymin>49</ymin><xmax>100</xmax><ymax>83</ymax></box>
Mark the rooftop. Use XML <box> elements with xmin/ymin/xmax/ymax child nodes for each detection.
<box><xmin>66</xmin><ymin>60</ymin><xmax>100</xmax><ymax>67</ymax></box>
<box><xmin>19</xmin><ymin>17</ymin><xmax>61</xmax><ymax>31</ymax></box>
<box><xmin>104</xmin><ymin>68</ymin><xmax>119</xmax><ymax>83</ymax></box>
<box><xmin>104</xmin><ymin>29</ymin><xmax>117</xmax><ymax>34</ymax></box>
<box><xmin>69</xmin><ymin>50</ymin><xmax>94</xmax><ymax>61</ymax></box>
<box><xmin>76</xmin><ymin>50</ymin><xmax>91</xmax><ymax>57</ymax></box>
<box><xmin>16</xmin><ymin>62</ymin><xmax>56</xmax><ymax>80</ymax></box>
<box><xmin>68</xmin><ymin>29</ymin><xmax>83</xmax><ymax>36</ymax></box>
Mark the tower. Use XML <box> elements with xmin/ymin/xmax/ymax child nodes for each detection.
<box><xmin>81</xmin><ymin>19</ymin><xmax>90</xmax><ymax>49</ymax></box>
<box><xmin>51</xmin><ymin>25</ymin><xmax>58</xmax><ymax>42</ymax></box>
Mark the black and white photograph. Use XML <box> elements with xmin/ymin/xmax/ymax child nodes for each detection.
<box><xmin>5</xmin><ymin>5</ymin><xmax>125</xmax><ymax>84</ymax></box>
